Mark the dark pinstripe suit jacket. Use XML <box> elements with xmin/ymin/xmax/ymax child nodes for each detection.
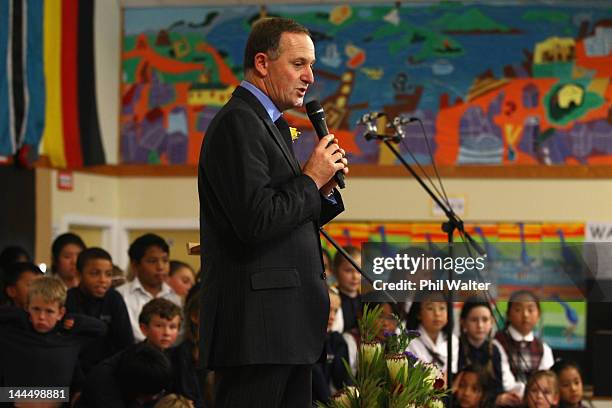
<box><xmin>198</xmin><ymin>86</ymin><xmax>344</xmax><ymax>368</ymax></box>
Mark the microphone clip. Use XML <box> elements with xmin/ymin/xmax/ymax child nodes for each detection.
<box><xmin>357</xmin><ymin>111</ymin><xmax>385</xmax><ymax>134</ymax></box>
<box><xmin>386</xmin><ymin>116</ymin><xmax>419</xmax><ymax>140</ymax></box>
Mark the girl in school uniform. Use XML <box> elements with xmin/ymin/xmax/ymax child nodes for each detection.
<box><xmin>552</xmin><ymin>360</ymin><xmax>589</xmax><ymax>408</ymax></box>
<box><xmin>524</xmin><ymin>370</ymin><xmax>559</xmax><ymax>408</ymax></box>
<box><xmin>452</xmin><ymin>365</ymin><xmax>492</xmax><ymax>408</ymax></box>
<box><xmin>406</xmin><ymin>292</ymin><xmax>459</xmax><ymax>375</ymax></box>
<box><xmin>459</xmin><ymin>298</ymin><xmax>522</xmax><ymax>406</ymax></box>
<box><xmin>493</xmin><ymin>290</ymin><xmax>554</xmax><ymax>398</ymax></box>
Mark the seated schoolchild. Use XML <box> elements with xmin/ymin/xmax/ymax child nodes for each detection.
<box><xmin>76</xmin><ymin>342</ymin><xmax>173</xmax><ymax>408</ymax></box>
<box><xmin>51</xmin><ymin>232</ymin><xmax>86</xmax><ymax>289</ymax></box>
<box><xmin>139</xmin><ymin>297</ymin><xmax>182</xmax><ymax>351</ymax></box>
<box><xmin>166</xmin><ymin>260</ymin><xmax>196</xmax><ymax>302</ymax></box>
<box><xmin>65</xmin><ymin>247</ymin><xmax>134</xmax><ymax>373</ymax></box>
<box><xmin>0</xmin><ymin>276</ymin><xmax>106</xmax><ymax>399</ymax></box>
<box><xmin>524</xmin><ymin>370</ymin><xmax>559</xmax><ymax>408</ymax></box>
<box><xmin>452</xmin><ymin>365</ymin><xmax>492</xmax><ymax>408</ymax></box>
<box><xmin>167</xmin><ymin>283</ymin><xmax>213</xmax><ymax>408</ymax></box>
<box><xmin>332</xmin><ymin>246</ymin><xmax>362</xmax><ymax>332</ymax></box>
<box><xmin>154</xmin><ymin>393</ymin><xmax>195</xmax><ymax>408</ymax></box>
<box><xmin>494</xmin><ymin>290</ymin><xmax>554</xmax><ymax>398</ymax></box>
<box><xmin>116</xmin><ymin>233</ymin><xmax>181</xmax><ymax>342</ymax></box>
<box><xmin>552</xmin><ymin>360</ymin><xmax>588</xmax><ymax>408</ymax></box>
<box><xmin>2</xmin><ymin>261</ymin><xmax>43</xmax><ymax>308</ymax></box>
<box><xmin>459</xmin><ymin>298</ymin><xmax>521</xmax><ymax>406</ymax></box>
<box><xmin>405</xmin><ymin>292</ymin><xmax>459</xmax><ymax>375</ymax></box>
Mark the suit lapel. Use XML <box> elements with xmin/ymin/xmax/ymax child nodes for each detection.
<box><xmin>232</xmin><ymin>87</ymin><xmax>301</xmax><ymax>174</ymax></box>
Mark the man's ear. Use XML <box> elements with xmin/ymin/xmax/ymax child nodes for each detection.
<box><xmin>253</xmin><ymin>52</ymin><xmax>268</xmax><ymax>76</ymax></box>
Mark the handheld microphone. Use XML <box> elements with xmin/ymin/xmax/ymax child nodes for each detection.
<box><xmin>357</xmin><ymin>111</ymin><xmax>385</xmax><ymax>125</ymax></box>
<box><xmin>305</xmin><ymin>100</ymin><xmax>346</xmax><ymax>189</ymax></box>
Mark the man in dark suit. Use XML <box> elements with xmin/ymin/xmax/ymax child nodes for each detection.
<box><xmin>198</xmin><ymin>17</ymin><xmax>348</xmax><ymax>407</ymax></box>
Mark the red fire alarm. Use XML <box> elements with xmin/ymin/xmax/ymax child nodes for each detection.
<box><xmin>57</xmin><ymin>170</ymin><xmax>74</xmax><ymax>191</ymax></box>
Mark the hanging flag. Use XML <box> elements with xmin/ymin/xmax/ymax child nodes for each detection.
<box><xmin>77</xmin><ymin>0</ymin><xmax>104</xmax><ymax>166</ymax></box>
<box><xmin>0</xmin><ymin>0</ymin><xmax>46</xmax><ymax>166</ymax></box>
<box><xmin>0</xmin><ymin>0</ymin><xmax>107</xmax><ymax>169</ymax></box>
<box><xmin>42</xmin><ymin>0</ymin><xmax>66</xmax><ymax>167</ymax></box>
<box><xmin>44</xmin><ymin>0</ymin><xmax>106</xmax><ymax>168</ymax></box>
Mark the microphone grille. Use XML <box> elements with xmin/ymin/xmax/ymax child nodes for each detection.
<box><xmin>305</xmin><ymin>100</ymin><xmax>324</xmax><ymax>117</ymax></box>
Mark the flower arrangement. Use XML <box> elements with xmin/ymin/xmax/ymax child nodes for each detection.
<box><xmin>318</xmin><ymin>304</ymin><xmax>448</xmax><ymax>408</ymax></box>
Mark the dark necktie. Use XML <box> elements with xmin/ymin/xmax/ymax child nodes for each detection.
<box><xmin>274</xmin><ymin>116</ymin><xmax>294</xmax><ymax>152</ymax></box>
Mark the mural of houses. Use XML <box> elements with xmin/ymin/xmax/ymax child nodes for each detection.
<box><xmin>149</xmin><ymin>71</ymin><xmax>175</xmax><ymax>107</ymax></box>
<box><xmin>534</xmin><ymin>37</ymin><xmax>576</xmax><ymax>64</ymax></box>
<box><xmin>584</xmin><ymin>24</ymin><xmax>612</xmax><ymax>57</ymax></box>
<box><xmin>522</xmin><ymin>84</ymin><xmax>539</xmax><ymax>109</ymax></box>
<box><xmin>167</xmin><ymin>107</ymin><xmax>189</xmax><ymax>164</ymax></box>
<box><xmin>188</xmin><ymin>82</ymin><xmax>234</xmax><ymax>107</ymax></box>
<box><xmin>557</xmin><ymin>83</ymin><xmax>584</xmax><ymax>109</ymax></box>
<box><xmin>457</xmin><ymin>106</ymin><xmax>503</xmax><ymax>164</ymax></box>
<box><xmin>155</xmin><ymin>29</ymin><xmax>171</xmax><ymax>46</ymax></box>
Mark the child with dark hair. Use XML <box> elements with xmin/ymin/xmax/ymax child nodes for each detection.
<box><xmin>167</xmin><ymin>260</ymin><xmax>196</xmax><ymax>301</ymax></box>
<box><xmin>524</xmin><ymin>370</ymin><xmax>559</xmax><ymax>408</ymax></box>
<box><xmin>405</xmin><ymin>291</ymin><xmax>459</xmax><ymax>375</ymax></box>
<box><xmin>117</xmin><ymin>233</ymin><xmax>181</xmax><ymax>342</ymax></box>
<box><xmin>76</xmin><ymin>342</ymin><xmax>173</xmax><ymax>408</ymax></box>
<box><xmin>332</xmin><ymin>245</ymin><xmax>361</xmax><ymax>332</ymax></box>
<box><xmin>0</xmin><ymin>277</ymin><xmax>106</xmax><ymax>398</ymax></box>
<box><xmin>2</xmin><ymin>261</ymin><xmax>43</xmax><ymax>307</ymax></box>
<box><xmin>494</xmin><ymin>290</ymin><xmax>554</xmax><ymax>398</ymax></box>
<box><xmin>552</xmin><ymin>360</ymin><xmax>587</xmax><ymax>408</ymax></box>
<box><xmin>0</xmin><ymin>245</ymin><xmax>31</xmax><ymax>271</ymax></box>
<box><xmin>66</xmin><ymin>247</ymin><xmax>134</xmax><ymax>373</ymax></box>
<box><xmin>459</xmin><ymin>298</ymin><xmax>521</xmax><ymax>406</ymax></box>
<box><xmin>139</xmin><ymin>297</ymin><xmax>182</xmax><ymax>351</ymax></box>
<box><xmin>0</xmin><ymin>246</ymin><xmax>32</xmax><ymax>304</ymax></box>
<box><xmin>453</xmin><ymin>365</ymin><xmax>492</xmax><ymax>408</ymax></box>
<box><xmin>167</xmin><ymin>283</ymin><xmax>211</xmax><ymax>408</ymax></box>
<box><xmin>52</xmin><ymin>232</ymin><xmax>86</xmax><ymax>288</ymax></box>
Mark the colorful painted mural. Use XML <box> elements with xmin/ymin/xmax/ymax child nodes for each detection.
<box><xmin>121</xmin><ymin>3</ymin><xmax>612</xmax><ymax>169</ymax></box>
<box><xmin>321</xmin><ymin>221</ymin><xmax>587</xmax><ymax>350</ymax></box>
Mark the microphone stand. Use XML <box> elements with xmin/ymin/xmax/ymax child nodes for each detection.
<box><xmin>364</xmin><ymin>127</ymin><xmax>485</xmax><ymax>405</ymax></box>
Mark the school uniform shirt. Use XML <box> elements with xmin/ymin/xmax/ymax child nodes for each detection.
<box><xmin>65</xmin><ymin>286</ymin><xmax>134</xmax><ymax>373</ymax></box>
<box><xmin>116</xmin><ymin>278</ymin><xmax>181</xmax><ymax>342</ymax></box>
<box><xmin>406</xmin><ymin>324</ymin><xmax>459</xmax><ymax>374</ymax></box>
<box><xmin>492</xmin><ymin>325</ymin><xmax>554</xmax><ymax>398</ymax></box>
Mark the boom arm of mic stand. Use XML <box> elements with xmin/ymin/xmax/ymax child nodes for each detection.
<box><xmin>319</xmin><ymin>228</ymin><xmax>397</xmax><ymax>305</ymax></box>
<box><xmin>368</xmin><ymin>138</ymin><xmax>485</xmax><ymax>404</ymax></box>
<box><xmin>380</xmin><ymin>140</ymin><xmax>484</xmax><ymax>255</ymax></box>
<box><xmin>364</xmin><ymin>132</ymin><xmax>401</xmax><ymax>143</ymax></box>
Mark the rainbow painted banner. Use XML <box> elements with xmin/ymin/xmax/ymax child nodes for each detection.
<box><xmin>321</xmin><ymin>221</ymin><xmax>586</xmax><ymax>350</ymax></box>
